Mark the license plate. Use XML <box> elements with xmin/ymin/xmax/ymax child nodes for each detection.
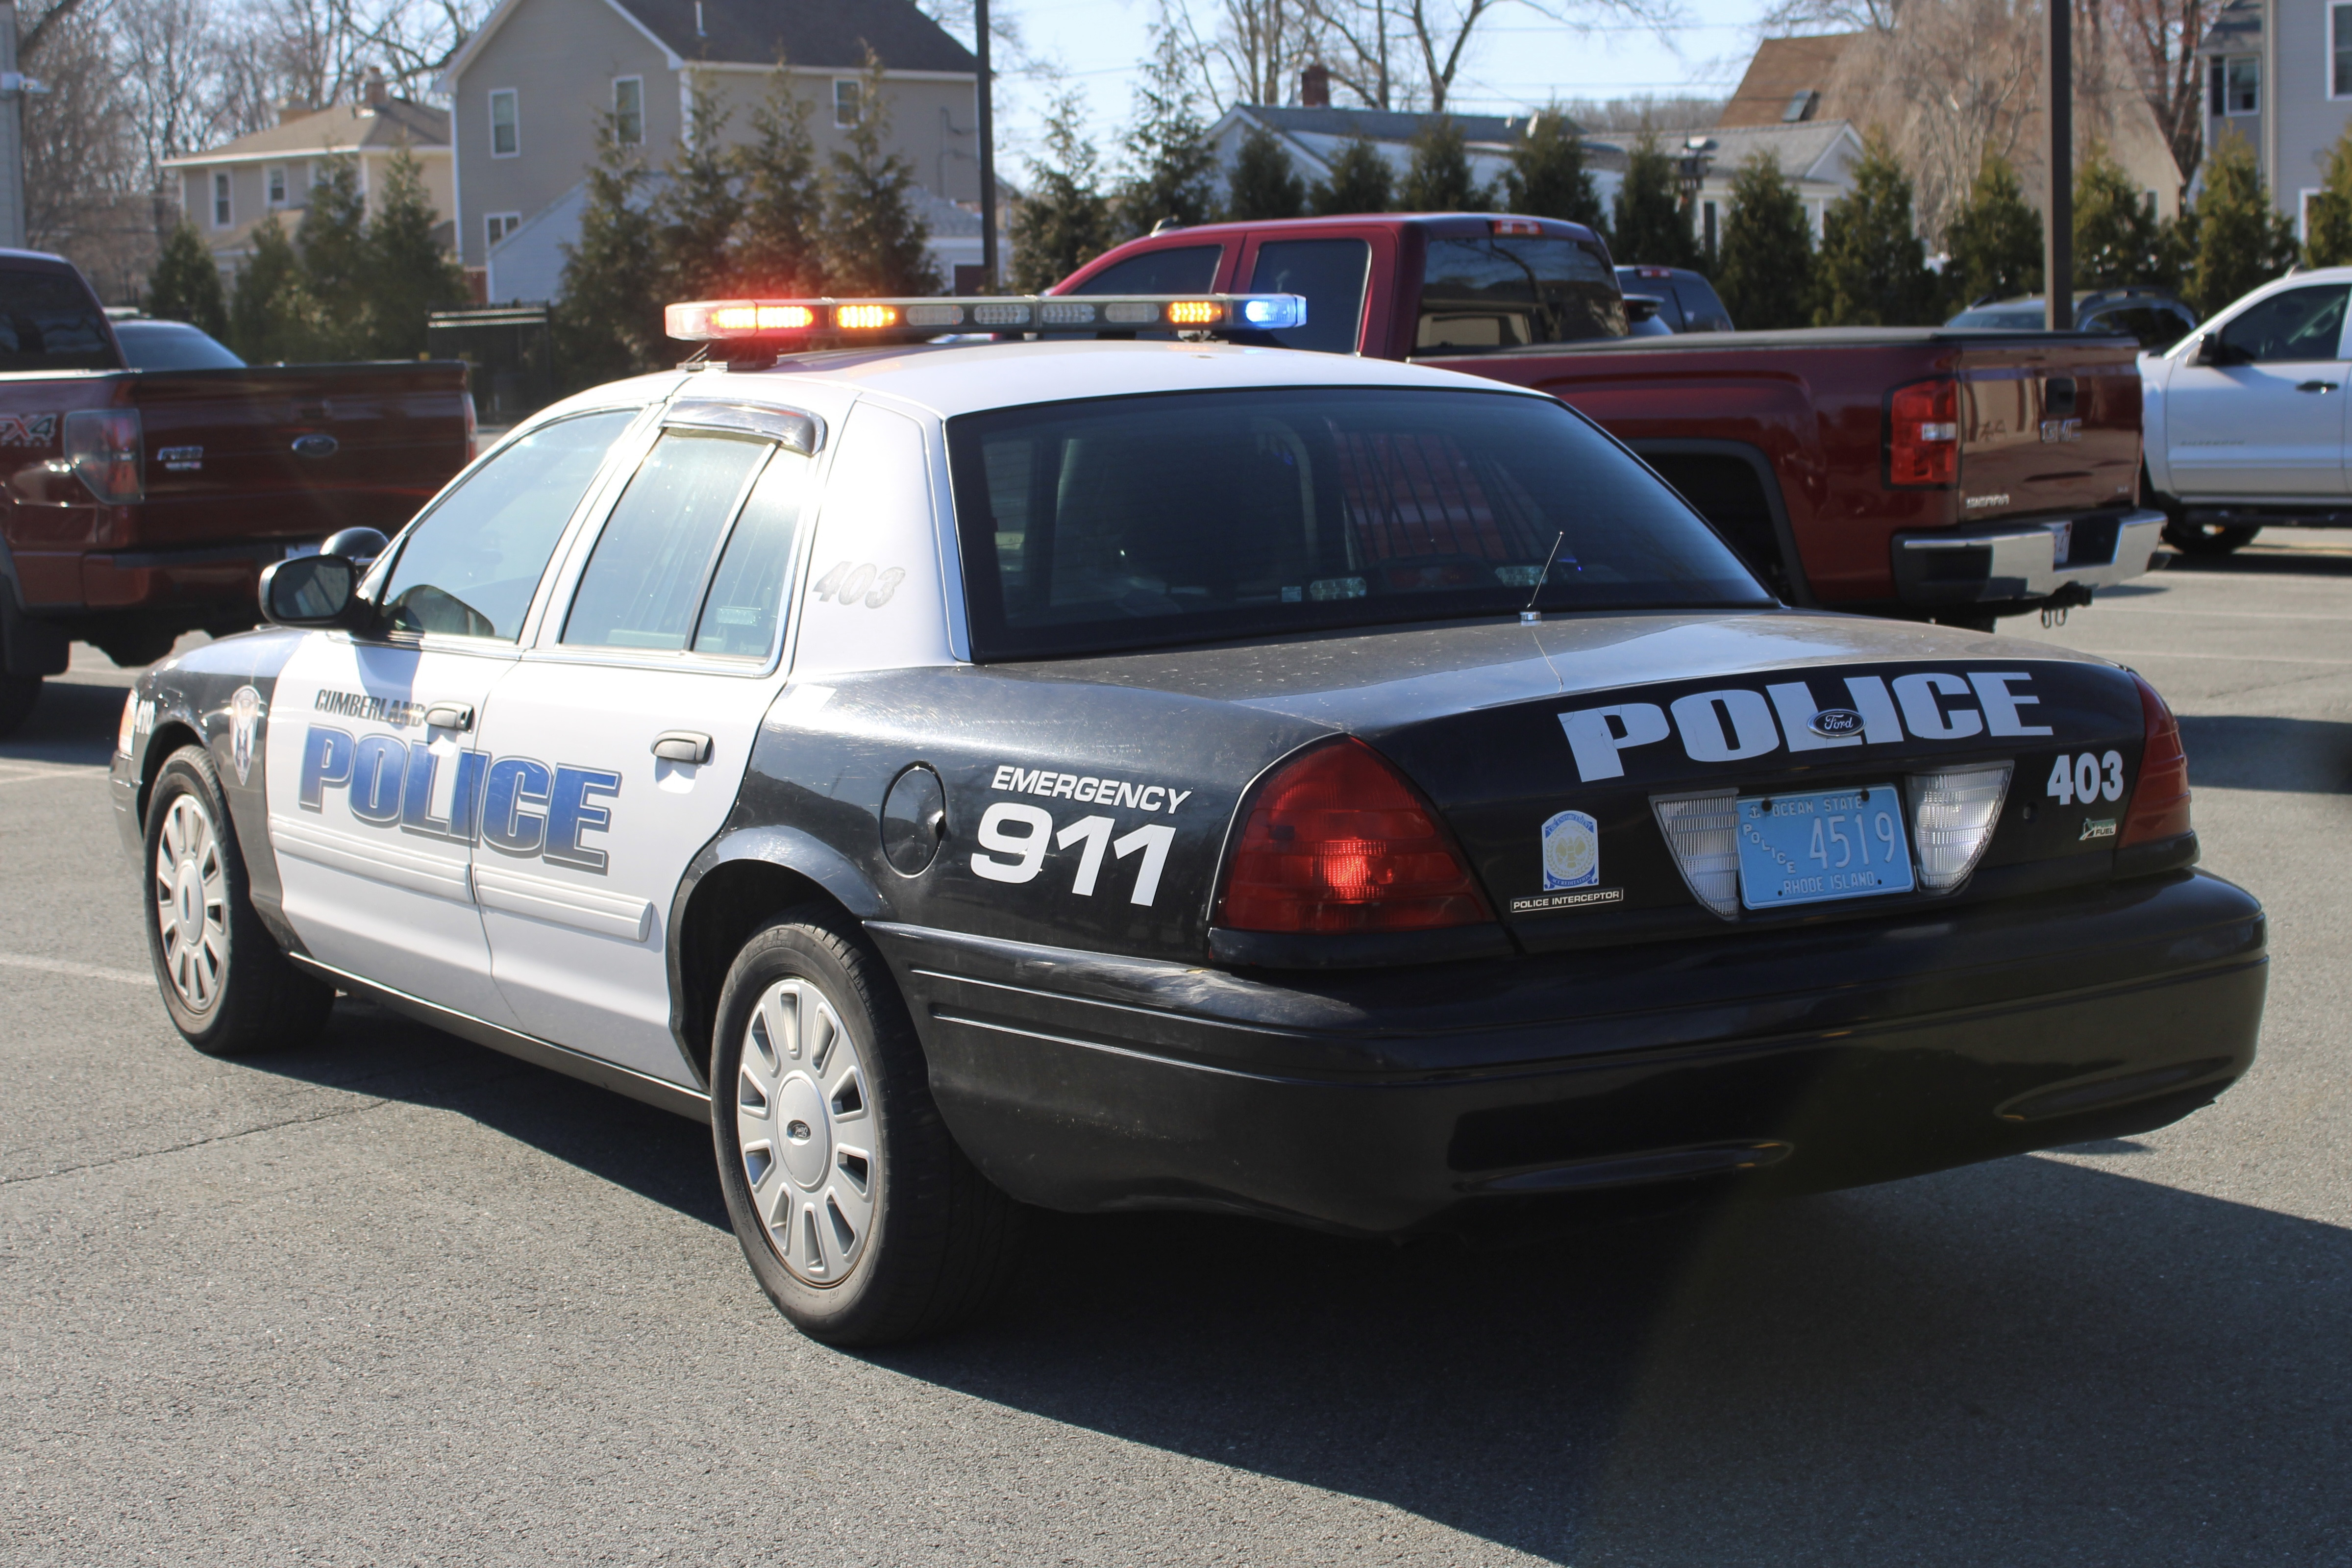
<box><xmin>1734</xmin><ymin>785</ymin><xmax>1915</xmax><ymax>910</ymax></box>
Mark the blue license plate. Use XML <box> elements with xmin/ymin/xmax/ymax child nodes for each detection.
<box><xmin>1734</xmin><ymin>785</ymin><xmax>1915</xmax><ymax>910</ymax></box>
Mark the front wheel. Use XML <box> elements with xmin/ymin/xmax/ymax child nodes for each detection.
<box><xmin>2162</xmin><ymin>518</ymin><xmax>2260</xmax><ymax>555</ymax></box>
<box><xmin>711</xmin><ymin>908</ymin><xmax>1020</xmax><ymax>1345</ymax></box>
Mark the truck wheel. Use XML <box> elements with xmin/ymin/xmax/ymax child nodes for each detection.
<box><xmin>2162</xmin><ymin>519</ymin><xmax>2259</xmax><ymax>555</ymax></box>
<box><xmin>0</xmin><ymin>673</ymin><xmax>38</xmax><ymax>737</ymax></box>
<box><xmin>142</xmin><ymin>745</ymin><xmax>334</xmax><ymax>1056</ymax></box>
<box><xmin>711</xmin><ymin>906</ymin><xmax>1021</xmax><ymax>1346</ymax></box>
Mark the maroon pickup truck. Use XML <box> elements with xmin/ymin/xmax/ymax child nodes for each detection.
<box><xmin>0</xmin><ymin>249</ymin><xmax>473</xmax><ymax>734</ymax></box>
<box><xmin>1058</xmin><ymin>215</ymin><xmax>2163</xmax><ymax>623</ymax></box>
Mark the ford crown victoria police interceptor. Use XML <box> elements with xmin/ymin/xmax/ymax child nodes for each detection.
<box><xmin>111</xmin><ymin>294</ymin><xmax>2268</xmax><ymax>1345</ymax></box>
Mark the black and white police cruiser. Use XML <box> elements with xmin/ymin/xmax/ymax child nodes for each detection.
<box><xmin>112</xmin><ymin>290</ymin><xmax>2268</xmax><ymax>1344</ymax></box>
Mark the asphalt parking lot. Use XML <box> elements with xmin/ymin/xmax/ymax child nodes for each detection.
<box><xmin>3</xmin><ymin>537</ymin><xmax>2347</xmax><ymax>1567</ymax></box>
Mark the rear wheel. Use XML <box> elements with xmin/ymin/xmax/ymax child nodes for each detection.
<box><xmin>711</xmin><ymin>907</ymin><xmax>1020</xmax><ymax>1345</ymax></box>
<box><xmin>0</xmin><ymin>673</ymin><xmax>37</xmax><ymax>738</ymax></box>
<box><xmin>142</xmin><ymin>745</ymin><xmax>334</xmax><ymax>1055</ymax></box>
<box><xmin>2162</xmin><ymin>518</ymin><xmax>2260</xmax><ymax>555</ymax></box>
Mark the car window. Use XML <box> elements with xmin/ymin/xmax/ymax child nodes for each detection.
<box><xmin>691</xmin><ymin>452</ymin><xmax>808</xmax><ymax>657</ymax></box>
<box><xmin>1419</xmin><ymin>237</ymin><xmax>1626</xmax><ymax>351</ymax></box>
<box><xmin>2088</xmin><ymin>306</ymin><xmax>2189</xmax><ymax>350</ymax></box>
<box><xmin>0</xmin><ymin>269</ymin><xmax>118</xmax><ymax>372</ymax></box>
<box><xmin>562</xmin><ymin>430</ymin><xmax>771</xmax><ymax>651</ymax></box>
<box><xmin>1673</xmin><ymin>275</ymin><xmax>1731</xmax><ymax>330</ymax></box>
<box><xmin>1246</xmin><ymin>238</ymin><xmax>1370</xmax><ymax>354</ymax></box>
<box><xmin>948</xmin><ymin>387</ymin><xmax>1768</xmax><ymax>660</ymax></box>
<box><xmin>2218</xmin><ymin>285</ymin><xmax>2351</xmax><ymax>363</ymax></box>
<box><xmin>1946</xmin><ymin>308</ymin><xmax>2047</xmax><ymax>330</ymax></box>
<box><xmin>378</xmin><ymin>408</ymin><xmax>637</xmax><ymax>640</ymax></box>
<box><xmin>113</xmin><ymin>320</ymin><xmax>244</xmax><ymax>371</ymax></box>
<box><xmin>1069</xmin><ymin>245</ymin><xmax>1222</xmax><ymax>296</ymax></box>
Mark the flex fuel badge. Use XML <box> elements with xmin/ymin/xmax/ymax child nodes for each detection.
<box><xmin>1510</xmin><ymin>810</ymin><xmax>1625</xmax><ymax>916</ymax></box>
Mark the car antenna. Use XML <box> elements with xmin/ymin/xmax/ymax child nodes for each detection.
<box><xmin>1520</xmin><ymin>531</ymin><xmax>1565</xmax><ymax>624</ymax></box>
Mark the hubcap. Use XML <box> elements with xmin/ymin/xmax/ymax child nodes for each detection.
<box><xmin>735</xmin><ymin>977</ymin><xmax>874</xmax><ymax>1285</ymax></box>
<box><xmin>152</xmin><ymin>793</ymin><xmax>227</xmax><ymax>1013</ymax></box>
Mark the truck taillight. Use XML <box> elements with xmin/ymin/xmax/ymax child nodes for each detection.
<box><xmin>1216</xmin><ymin>739</ymin><xmax>1491</xmax><ymax>933</ymax></box>
<box><xmin>1887</xmin><ymin>377</ymin><xmax>1958</xmax><ymax>487</ymax></box>
<box><xmin>63</xmin><ymin>408</ymin><xmax>142</xmax><ymax>503</ymax></box>
<box><xmin>2120</xmin><ymin>672</ymin><xmax>2191</xmax><ymax>846</ymax></box>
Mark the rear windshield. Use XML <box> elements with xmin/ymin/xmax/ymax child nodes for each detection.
<box><xmin>1947</xmin><ymin>308</ymin><xmax>2046</xmax><ymax>331</ymax></box>
<box><xmin>1418</xmin><ymin>236</ymin><xmax>1626</xmax><ymax>352</ymax></box>
<box><xmin>0</xmin><ymin>268</ymin><xmax>118</xmax><ymax>372</ymax></box>
<box><xmin>946</xmin><ymin>387</ymin><xmax>1768</xmax><ymax>660</ymax></box>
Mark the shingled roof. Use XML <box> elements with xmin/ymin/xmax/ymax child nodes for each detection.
<box><xmin>158</xmin><ymin>99</ymin><xmax>449</xmax><ymax>168</ymax></box>
<box><xmin>1716</xmin><ymin>33</ymin><xmax>1861</xmax><ymax>129</ymax></box>
<box><xmin>617</xmin><ymin>0</ymin><xmax>976</xmax><ymax>72</ymax></box>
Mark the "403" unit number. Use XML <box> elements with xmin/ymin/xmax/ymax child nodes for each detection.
<box><xmin>2047</xmin><ymin>749</ymin><xmax>2125</xmax><ymax>805</ymax></box>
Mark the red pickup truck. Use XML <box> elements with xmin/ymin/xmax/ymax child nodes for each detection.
<box><xmin>0</xmin><ymin>249</ymin><xmax>473</xmax><ymax>734</ymax></box>
<box><xmin>1059</xmin><ymin>214</ymin><xmax>2163</xmax><ymax>623</ymax></box>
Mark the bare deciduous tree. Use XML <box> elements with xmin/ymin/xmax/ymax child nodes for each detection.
<box><xmin>2106</xmin><ymin>0</ymin><xmax>2203</xmax><ymax>190</ymax></box>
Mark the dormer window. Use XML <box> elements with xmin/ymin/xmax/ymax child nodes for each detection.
<box><xmin>1782</xmin><ymin>89</ymin><xmax>1818</xmax><ymax>123</ymax></box>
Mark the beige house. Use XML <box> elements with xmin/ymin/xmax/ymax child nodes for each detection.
<box><xmin>158</xmin><ymin>73</ymin><xmax>455</xmax><ymax>271</ymax></box>
<box><xmin>439</xmin><ymin>0</ymin><xmax>984</xmax><ymax>299</ymax></box>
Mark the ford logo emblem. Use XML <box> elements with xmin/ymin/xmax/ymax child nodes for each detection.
<box><xmin>1809</xmin><ymin>707</ymin><xmax>1866</xmax><ymax>739</ymax></box>
<box><xmin>292</xmin><ymin>433</ymin><xmax>339</xmax><ymax>459</ymax></box>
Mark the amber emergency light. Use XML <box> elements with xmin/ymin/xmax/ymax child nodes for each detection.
<box><xmin>665</xmin><ymin>293</ymin><xmax>1309</xmax><ymax>345</ymax></box>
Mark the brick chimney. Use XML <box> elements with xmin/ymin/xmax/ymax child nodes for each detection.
<box><xmin>1300</xmin><ymin>63</ymin><xmax>1330</xmax><ymax>108</ymax></box>
<box><xmin>363</xmin><ymin>67</ymin><xmax>389</xmax><ymax>111</ymax></box>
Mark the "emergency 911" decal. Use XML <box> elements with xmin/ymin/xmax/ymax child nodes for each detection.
<box><xmin>969</xmin><ymin>762</ymin><xmax>1192</xmax><ymax>905</ymax></box>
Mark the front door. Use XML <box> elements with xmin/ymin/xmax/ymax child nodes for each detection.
<box><xmin>470</xmin><ymin>415</ymin><xmax>815</xmax><ymax>1086</ymax></box>
<box><xmin>2163</xmin><ymin>282</ymin><xmax>2352</xmax><ymax>497</ymax></box>
<box><xmin>263</xmin><ymin>405</ymin><xmax>644</xmax><ymax>1020</ymax></box>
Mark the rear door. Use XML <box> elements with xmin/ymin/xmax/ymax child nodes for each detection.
<box><xmin>2160</xmin><ymin>281</ymin><xmax>2351</xmax><ymax>498</ymax></box>
<box><xmin>1239</xmin><ymin>227</ymin><xmax>1394</xmax><ymax>355</ymax></box>
<box><xmin>468</xmin><ymin>407</ymin><xmax>817</xmax><ymax>1086</ymax></box>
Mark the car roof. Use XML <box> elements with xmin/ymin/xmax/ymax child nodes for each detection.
<box><xmin>629</xmin><ymin>338</ymin><xmax>1560</xmax><ymax>423</ymax></box>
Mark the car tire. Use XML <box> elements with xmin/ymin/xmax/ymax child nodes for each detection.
<box><xmin>711</xmin><ymin>906</ymin><xmax>1021</xmax><ymax>1346</ymax></box>
<box><xmin>0</xmin><ymin>673</ymin><xmax>38</xmax><ymax>738</ymax></box>
<box><xmin>2162</xmin><ymin>519</ymin><xmax>2259</xmax><ymax>555</ymax></box>
<box><xmin>142</xmin><ymin>744</ymin><xmax>334</xmax><ymax>1056</ymax></box>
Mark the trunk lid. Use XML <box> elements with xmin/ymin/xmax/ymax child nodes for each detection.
<box><xmin>1954</xmin><ymin>338</ymin><xmax>2142</xmax><ymax>521</ymax></box>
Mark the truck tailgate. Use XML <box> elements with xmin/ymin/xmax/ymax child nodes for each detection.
<box><xmin>1954</xmin><ymin>339</ymin><xmax>2140</xmax><ymax>521</ymax></box>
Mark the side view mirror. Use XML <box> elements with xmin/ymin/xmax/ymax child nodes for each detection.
<box><xmin>259</xmin><ymin>553</ymin><xmax>369</xmax><ymax>629</ymax></box>
<box><xmin>2192</xmin><ymin>331</ymin><xmax>2231</xmax><ymax>367</ymax></box>
<box><xmin>320</xmin><ymin>526</ymin><xmax>390</xmax><ymax>569</ymax></box>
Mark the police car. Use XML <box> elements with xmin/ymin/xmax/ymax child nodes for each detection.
<box><xmin>111</xmin><ymin>291</ymin><xmax>2268</xmax><ymax>1346</ymax></box>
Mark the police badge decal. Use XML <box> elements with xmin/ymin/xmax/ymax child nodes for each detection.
<box><xmin>229</xmin><ymin>685</ymin><xmax>263</xmax><ymax>786</ymax></box>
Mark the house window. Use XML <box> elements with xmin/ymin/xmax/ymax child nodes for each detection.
<box><xmin>613</xmin><ymin>76</ymin><xmax>644</xmax><ymax>145</ymax></box>
<box><xmin>834</xmin><ymin>78</ymin><xmax>862</xmax><ymax>128</ymax></box>
<box><xmin>486</xmin><ymin>212</ymin><xmax>522</xmax><ymax>250</ymax></box>
<box><xmin>2335</xmin><ymin>5</ymin><xmax>2352</xmax><ymax>97</ymax></box>
<box><xmin>490</xmin><ymin>88</ymin><xmax>520</xmax><ymax>157</ymax></box>
<box><xmin>2302</xmin><ymin>188</ymin><xmax>2323</xmax><ymax>240</ymax></box>
<box><xmin>212</xmin><ymin>171</ymin><xmax>230</xmax><ymax>227</ymax></box>
<box><xmin>266</xmin><ymin>165</ymin><xmax>286</xmax><ymax>207</ymax></box>
<box><xmin>2212</xmin><ymin>54</ymin><xmax>2259</xmax><ymax>116</ymax></box>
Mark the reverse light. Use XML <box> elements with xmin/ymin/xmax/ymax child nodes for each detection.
<box><xmin>1904</xmin><ymin>763</ymin><xmax>2011</xmax><ymax>892</ymax></box>
<box><xmin>1651</xmin><ymin>789</ymin><xmax>1739</xmax><ymax>918</ymax></box>
<box><xmin>2119</xmin><ymin>672</ymin><xmax>2191</xmax><ymax>846</ymax></box>
<box><xmin>1217</xmin><ymin>739</ymin><xmax>1491</xmax><ymax>933</ymax></box>
<box><xmin>836</xmin><ymin>304</ymin><xmax>898</xmax><ymax>329</ymax></box>
<box><xmin>1888</xmin><ymin>376</ymin><xmax>1959</xmax><ymax>486</ymax></box>
<box><xmin>63</xmin><ymin>407</ymin><xmax>142</xmax><ymax>503</ymax></box>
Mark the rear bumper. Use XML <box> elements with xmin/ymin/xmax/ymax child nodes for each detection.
<box><xmin>871</xmin><ymin>869</ymin><xmax>2265</xmax><ymax>1235</ymax></box>
<box><xmin>1891</xmin><ymin>508</ymin><xmax>2164</xmax><ymax>608</ymax></box>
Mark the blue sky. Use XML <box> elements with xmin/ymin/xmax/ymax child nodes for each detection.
<box><xmin>984</xmin><ymin>0</ymin><xmax>1769</xmax><ymax>176</ymax></box>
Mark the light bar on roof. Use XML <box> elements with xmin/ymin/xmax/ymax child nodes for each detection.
<box><xmin>664</xmin><ymin>293</ymin><xmax>1309</xmax><ymax>342</ymax></box>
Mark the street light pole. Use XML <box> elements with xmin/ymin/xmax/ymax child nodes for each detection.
<box><xmin>2046</xmin><ymin>0</ymin><xmax>2073</xmax><ymax>331</ymax></box>
<box><xmin>976</xmin><ymin>0</ymin><xmax>997</xmax><ymax>285</ymax></box>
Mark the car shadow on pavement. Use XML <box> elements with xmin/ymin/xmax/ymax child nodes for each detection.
<box><xmin>2179</xmin><ymin>714</ymin><xmax>2352</xmax><ymax>793</ymax></box>
<box><xmin>2</xmin><ymin>673</ymin><xmax>133</xmax><ymax>768</ymax></box>
<box><xmin>2160</xmin><ymin>545</ymin><xmax>2352</xmax><ymax>577</ymax></box>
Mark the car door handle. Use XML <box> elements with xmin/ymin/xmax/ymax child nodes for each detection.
<box><xmin>423</xmin><ymin>702</ymin><xmax>473</xmax><ymax>731</ymax></box>
<box><xmin>652</xmin><ymin>730</ymin><xmax>713</xmax><ymax>764</ymax></box>
<box><xmin>2298</xmin><ymin>380</ymin><xmax>2340</xmax><ymax>393</ymax></box>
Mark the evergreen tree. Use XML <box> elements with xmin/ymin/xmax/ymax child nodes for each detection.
<box><xmin>820</xmin><ymin>54</ymin><xmax>940</xmax><ymax>295</ymax></box>
<box><xmin>1611</xmin><ymin>136</ymin><xmax>1697</xmax><ymax>268</ymax></box>
<box><xmin>1942</xmin><ymin>155</ymin><xmax>2042</xmax><ymax>311</ymax></box>
<box><xmin>1812</xmin><ymin>134</ymin><xmax>1935</xmax><ymax>325</ymax></box>
<box><xmin>1228</xmin><ymin>122</ymin><xmax>1306</xmax><ymax>221</ymax></box>
<box><xmin>737</xmin><ymin>64</ymin><xmax>825</xmax><ymax>294</ymax></box>
<box><xmin>2309</xmin><ymin>121</ymin><xmax>2352</xmax><ymax>267</ymax></box>
<box><xmin>1400</xmin><ymin>115</ymin><xmax>1491</xmax><ymax>211</ymax></box>
<box><xmin>146</xmin><ymin>220</ymin><xmax>227</xmax><ymax>338</ymax></box>
<box><xmin>656</xmin><ymin>76</ymin><xmax>743</xmax><ymax>303</ymax></box>
<box><xmin>296</xmin><ymin>157</ymin><xmax>371</xmax><ymax>358</ymax></box>
<box><xmin>1712</xmin><ymin>150</ymin><xmax>1813</xmax><ymax>330</ymax></box>
<box><xmin>1312</xmin><ymin>134</ymin><xmax>1393</xmax><ymax>215</ymax></box>
<box><xmin>1011</xmin><ymin>90</ymin><xmax>1114</xmax><ymax>291</ymax></box>
<box><xmin>227</xmin><ymin>215</ymin><xmax>307</xmax><ymax>363</ymax></box>
<box><xmin>363</xmin><ymin>145</ymin><xmax>469</xmax><ymax>357</ymax></box>
<box><xmin>2184</xmin><ymin>128</ymin><xmax>2300</xmax><ymax>316</ymax></box>
<box><xmin>2074</xmin><ymin>148</ymin><xmax>2168</xmax><ymax>290</ymax></box>
<box><xmin>1117</xmin><ymin>27</ymin><xmax>1220</xmax><ymax>236</ymax></box>
<box><xmin>553</xmin><ymin>113</ymin><xmax>663</xmax><ymax>385</ymax></box>
<box><xmin>1504</xmin><ymin>108</ymin><xmax>1604</xmax><ymax>233</ymax></box>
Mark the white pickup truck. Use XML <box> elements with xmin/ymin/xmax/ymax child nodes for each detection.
<box><xmin>2143</xmin><ymin>266</ymin><xmax>2352</xmax><ymax>553</ymax></box>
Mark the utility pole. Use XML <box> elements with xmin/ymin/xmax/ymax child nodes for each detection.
<box><xmin>976</xmin><ymin>0</ymin><xmax>997</xmax><ymax>285</ymax></box>
<box><xmin>0</xmin><ymin>2</ymin><xmax>25</xmax><ymax>250</ymax></box>
<box><xmin>2045</xmin><ymin>0</ymin><xmax>2073</xmax><ymax>330</ymax></box>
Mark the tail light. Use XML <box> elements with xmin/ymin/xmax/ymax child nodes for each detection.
<box><xmin>2120</xmin><ymin>672</ymin><xmax>2191</xmax><ymax>846</ymax></box>
<box><xmin>1217</xmin><ymin>739</ymin><xmax>1491</xmax><ymax>933</ymax></box>
<box><xmin>63</xmin><ymin>408</ymin><xmax>143</xmax><ymax>503</ymax></box>
<box><xmin>1887</xmin><ymin>377</ymin><xmax>1958</xmax><ymax>487</ymax></box>
<box><xmin>1651</xmin><ymin>789</ymin><xmax>1740</xmax><ymax>918</ymax></box>
<box><xmin>1905</xmin><ymin>763</ymin><xmax>2011</xmax><ymax>891</ymax></box>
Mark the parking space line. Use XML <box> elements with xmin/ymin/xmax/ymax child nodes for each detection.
<box><xmin>0</xmin><ymin>952</ymin><xmax>148</xmax><ymax>986</ymax></box>
<box><xmin>2088</xmin><ymin>606</ymin><xmax>2352</xmax><ymax>622</ymax></box>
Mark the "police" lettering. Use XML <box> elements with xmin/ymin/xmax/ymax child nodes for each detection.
<box><xmin>298</xmin><ymin>723</ymin><xmax>620</xmax><ymax>875</ymax></box>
